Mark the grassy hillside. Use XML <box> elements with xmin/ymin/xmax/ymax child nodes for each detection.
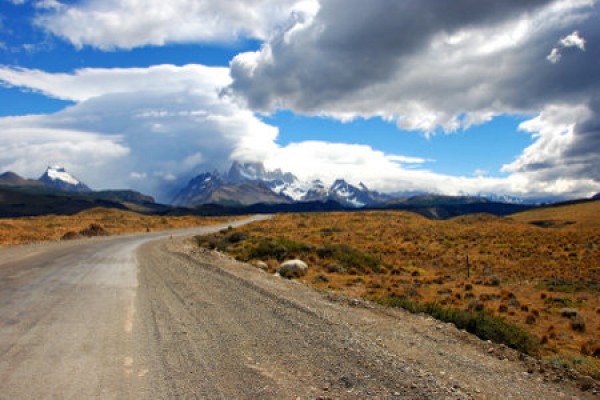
<box><xmin>199</xmin><ymin>206</ymin><xmax>600</xmax><ymax>377</ymax></box>
<box><xmin>510</xmin><ymin>199</ymin><xmax>600</xmax><ymax>229</ymax></box>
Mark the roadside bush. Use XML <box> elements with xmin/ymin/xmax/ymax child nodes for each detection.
<box><xmin>380</xmin><ymin>294</ymin><xmax>541</xmax><ymax>357</ymax></box>
<box><xmin>546</xmin><ymin>354</ymin><xmax>600</xmax><ymax>380</ymax></box>
<box><xmin>246</xmin><ymin>237</ymin><xmax>312</xmax><ymax>262</ymax></box>
<box><xmin>226</xmin><ymin>231</ymin><xmax>248</xmax><ymax>243</ymax></box>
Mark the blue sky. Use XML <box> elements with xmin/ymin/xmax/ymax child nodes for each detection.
<box><xmin>265</xmin><ymin>112</ymin><xmax>531</xmax><ymax>178</ymax></box>
<box><xmin>0</xmin><ymin>0</ymin><xmax>598</xmax><ymax>202</ymax></box>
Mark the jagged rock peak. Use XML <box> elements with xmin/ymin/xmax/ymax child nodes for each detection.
<box><xmin>38</xmin><ymin>166</ymin><xmax>92</xmax><ymax>192</ymax></box>
<box><xmin>227</xmin><ymin>161</ymin><xmax>297</xmax><ymax>184</ymax></box>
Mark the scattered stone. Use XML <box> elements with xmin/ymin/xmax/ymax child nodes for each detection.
<box><xmin>276</xmin><ymin>259</ymin><xmax>308</xmax><ymax>279</ymax></box>
<box><xmin>253</xmin><ymin>261</ymin><xmax>268</xmax><ymax>271</ymax></box>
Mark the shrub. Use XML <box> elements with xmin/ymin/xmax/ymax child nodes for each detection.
<box><xmin>570</xmin><ymin>317</ymin><xmax>586</xmax><ymax>332</ymax></box>
<box><xmin>546</xmin><ymin>354</ymin><xmax>600</xmax><ymax>380</ymax></box>
<box><xmin>312</xmin><ymin>274</ymin><xmax>329</xmax><ymax>284</ymax></box>
<box><xmin>486</xmin><ymin>276</ymin><xmax>501</xmax><ymax>286</ymax></box>
<box><xmin>316</xmin><ymin>244</ymin><xmax>380</xmax><ymax>274</ymax></box>
<box><xmin>547</xmin><ymin>297</ymin><xmax>578</xmax><ymax>308</ymax></box>
<box><xmin>246</xmin><ymin>237</ymin><xmax>311</xmax><ymax>262</ymax></box>
<box><xmin>380</xmin><ymin>295</ymin><xmax>541</xmax><ymax>357</ymax></box>
<box><xmin>326</xmin><ymin>263</ymin><xmax>347</xmax><ymax>273</ymax></box>
<box><xmin>580</xmin><ymin>341</ymin><xmax>600</xmax><ymax>358</ymax></box>
<box><xmin>467</xmin><ymin>301</ymin><xmax>484</xmax><ymax>312</ymax></box>
<box><xmin>226</xmin><ymin>231</ymin><xmax>248</xmax><ymax>243</ymax></box>
<box><xmin>479</xmin><ymin>293</ymin><xmax>492</xmax><ymax>301</ymax></box>
<box><xmin>61</xmin><ymin>231</ymin><xmax>80</xmax><ymax>240</ymax></box>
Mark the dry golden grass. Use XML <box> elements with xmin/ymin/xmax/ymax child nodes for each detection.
<box><xmin>510</xmin><ymin>200</ymin><xmax>600</xmax><ymax>229</ymax></box>
<box><xmin>209</xmin><ymin>207</ymin><xmax>599</xmax><ymax>371</ymax></box>
<box><xmin>0</xmin><ymin>207</ymin><xmax>240</xmax><ymax>246</ymax></box>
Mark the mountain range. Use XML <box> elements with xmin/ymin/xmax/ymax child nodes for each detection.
<box><xmin>172</xmin><ymin>161</ymin><xmax>390</xmax><ymax>208</ymax></box>
<box><xmin>0</xmin><ymin>167</ymin><xmax>156</xmax><ymax>218</ymax></box>
<box><xmin>1</xmin><ymin>164</ymin><xmax>597</xmax><ymax>219</ymax></box>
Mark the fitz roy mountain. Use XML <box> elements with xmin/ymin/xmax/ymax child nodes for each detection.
<box><xmin>38</xmin><ymin>166</ymin><xmax>92</xmax><ymax>192</ymax></box>
<box><xmin>172</xmin><ymin>161</ymin><xmax>390</xmax><ymax>208</ymax></box>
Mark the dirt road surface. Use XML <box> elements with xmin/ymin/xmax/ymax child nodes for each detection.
<box><xmin>0</xmin><ymin>216</ymin><xmax>266</xmax><ymax>399</ymax></box>
<box><xmin>0</xmin><ymin>216</ymin><xmax>594</xmax><ymax>399</ymax></box>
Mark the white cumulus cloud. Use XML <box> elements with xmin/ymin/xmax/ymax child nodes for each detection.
<box><xmin>0</xmin><ymin>64</ymin><xmax>279</xmax><ymax>200</ymax></box>
<box><xmin>547</xmin><ymin>30</ymin><xmax>587</xmax><ymax>63</ymax></box>
<box><xmin>35</xmin><ymin>0</ymin><xmax>319</xmax><ymax>49</ymax></box>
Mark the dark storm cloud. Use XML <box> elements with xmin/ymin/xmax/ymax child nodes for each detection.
<box><xmin>230</xmin><ymin>0</ymin><xmax>555</xmax><ymax>113</ymax></box>
<box><xmin>566</xmin><ymin>98</ymin><xmax>600</xmax><ymax>180</ymax></box>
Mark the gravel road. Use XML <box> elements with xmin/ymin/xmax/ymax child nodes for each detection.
<box><xmin>0</xmin><ymin>216</ymin><xmax>595</xmax><ymax>399</ymax></box>
<box><xmin>0</xmin><ymin>216</ymin><xmax>267</xmax><ymax>399</ymax></box>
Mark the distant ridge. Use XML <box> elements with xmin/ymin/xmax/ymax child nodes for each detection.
<box><xmin>0</xmin><ymin>171</ymin><xmax>44</xmax><ymax>187</ymax></box>
<box><xmin>0</xmin><ymin>165</ymin><xmax>591</xmax><ymax>220</ymax></box>
<box><xmin>0</xmin><ymin>167</ymin><xmax>158</xmax><ymax>218</ymax></box>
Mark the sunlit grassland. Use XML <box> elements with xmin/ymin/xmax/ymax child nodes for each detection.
<box><xmin>200</xmin><ymin>204</ymin><xmax>600</xmax><ymax>376</ymax></box>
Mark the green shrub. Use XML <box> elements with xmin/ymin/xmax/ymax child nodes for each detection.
<box><xmin>245</xmin><ymin>237</ymin><xmax>312</xmax><ymax>262</ymax></box>
<box><xmin>380</xmin><ymin>295</ymin><xmax>541</xmax><ymax>357</ymax></box>
<box><xmin>546</xmin><ymin>354</ymin><xmax>600</xmax><ymax>380</ymax></box>
<box><xmin>225</xmin><ymin>231</ymin><xmax>248</xmax><ymax>243</ymax></box>
<box><xmin>316</xmin><ymin>244</ymin><xmax>380</xmax><ymax>273</ymax></box>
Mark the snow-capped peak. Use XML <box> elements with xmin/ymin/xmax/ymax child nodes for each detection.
<box><xmin>45</xmin><ymin>166</ymin><xmax>80</xmax><ymax>185</ymax></box>
<box><xmin>38</xmin><ymin>166</ymin><xmax>92</xmax><ymax>192</ymax></box>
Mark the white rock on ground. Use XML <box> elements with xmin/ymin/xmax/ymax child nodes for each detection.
<box><xmin>277</xmin><ymin>259</ymin><xmax>308</xmax><ymax>278</ymax></box>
